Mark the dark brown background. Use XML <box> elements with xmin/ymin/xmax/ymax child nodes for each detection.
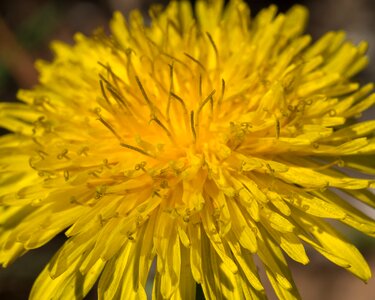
<box><xmin>0</xmin><ymin>1</ymin><xmax>374</xmax><ymax>299</ymax></box>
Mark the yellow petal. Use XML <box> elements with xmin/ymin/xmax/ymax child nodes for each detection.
<box><xmin>295</xmin><ymin>212</ymin><xmax>371</xmax><ymax>282</ymax></box>
<box><xmin>31</xmin><ymin>252</ymin><xmax>104</xmax><ymax>300</ymax></box>
<box><xmin>98</xmin><ymin>241</ymin><xmax>137</xmax><ymax>300</ymax></box>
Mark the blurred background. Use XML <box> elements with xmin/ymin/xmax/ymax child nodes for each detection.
<box><xmin>0</xmin><ymin>0</ymin><xmax>374</xmax><ymax>299</ymax></box>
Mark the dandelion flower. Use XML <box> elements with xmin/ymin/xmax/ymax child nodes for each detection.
<box><xmin>1</xmin><ymin>1</ymin><xmax>375</xmax><ymax>299</ymax></box>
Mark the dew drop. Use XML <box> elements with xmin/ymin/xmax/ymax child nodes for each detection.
<box><xmin>31</xmin><ymin>199</ymin><xmax>42</xmax><ymax>206</ymax></box>
<box><xmin>329</xmin><ymin>109</ymin><xmax>337</xmax><ymax>117</ymax></box>
<box><xmin>94</xmin><ymin>107</ymin><xmax>101</xmax><ymax>115</ymax></box>
<box><xmin>337</xmin><ymin>159</ymin><xmax>345</xmax><ymax>167</ymax></box>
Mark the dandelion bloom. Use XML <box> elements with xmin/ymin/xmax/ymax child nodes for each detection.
<box><xmin>1</xmin><ymin>0</ymin><xmax>375</xmax><ymax>299</ymax></box>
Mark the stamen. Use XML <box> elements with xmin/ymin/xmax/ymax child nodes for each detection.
<box><xmin>167</xmin><ymin>18</ymin><xmax>182</xmax><ymax>36</ymax></box>
<box><xmin>160</xmin><ymin>180</ymin><xmax>169</xmax><ymax>188</ymax></box>
<box><xmin>135</xmin><ymin>76</ymin><xmax>172</xmax><ymax>140</ymax></box>
<box><xmin>70</xmin><ymin>196</ymin><xmax>78</xmax><ymax>204</ymax></box>
<box><xmin>127</xmin><ymin>232</ymin><xmax>135</xmax><ymax>241</ymax></box>
<box><xmin>199</xmin><ymin>74</ymin><xmax>203</xmax><ymax>97</ymax></box>
<box><xmin>106</xmin><ymin>85</ymin><xmax>129</xmax><ymax>110</ymax></box>
<box><xmin>57</xmin><ymin>149</ymin><xmax>69</xmax><ymax>160</ymax></box>
<box><xmin>135</xmin><ymin>76</ymin><xmax>154</xmax><ymax>113</ymax></box>
<box><xmin>33</xmin><ymin>96</ymin><xmax>55</xmax><ymax>111</ymax></box>
<box><xmin>120</xmin><ymin>143</ymin><xmax>155</xmax><ymax>158</ymax></box>
<box><xmin>160</xmin><ymin>52</ymin><xmax>192</xmax><ymax>75</ymax></box>
<box><xmin>190</xmin><ymin>111</ymin><xmax>197</xmax><ymax>142</ymax></box>
<box><xmin>98</xmin><ymin>74</ymin><xmax>113</xmax><ymax>90</ymax></box>
<box><xmin>32</xmin><ymin>137</ymin><xmax>43</xmax><ymax>147</ymax></box>
<box><xmin>184</xmin><ymin>52</ymin><xmax>206</xmax><ymax>71</ymax></box>
<box><xmin>135</xmin><ymin>161</ymin><xmax>147</xmax><ymax>171</ymax></box>
<box><xmin>197</xmin><ymin>89</ymin><xmax>216</xmax><ymax>115</ymax></box>
<box><xmin>99</xmin><ymin>80</ymin><xmax>111</xmax><ymax>107</ymax></box>
<box><xmin>95</xmin><ymin>185</ymin><xmax>106</xmax><ymax>200</ymax></box>
<box><xmin>38</xmin><ymin>150</ymin><xmax>48</xmax><ymax>159</ymax></box>
<box><xmin>88</xmin><ymin>170</ymin><xmax>100</xmax><ymax>178</ymax></box>
<box><xmin>29</xmin><ymin>157</ymin><xmax>38</xmax><ymax>171</ymax></box>
<box><xmin>64</xmin><ymin>170</ymin><xmax>69</xmax><ymax>181</ymax></box>
<box><xmin>99</xmin><ymin>74</ymin><xmax>128</xmax><ymax>109</ymax></box>
<box><xmin>98</xmin><ymin>62</ymin><xmax>124</xmax><ymax>90</ymax></box>
<box><xmin>195</xmin><ymin>89</ymin><xmax>216</xmax><ymax>133</ymax></box>
<box><xmin>217</xmin><ymin>78</ymin><xmax>225</xmax><ymax>113</ymax></box>
<box><xmin>96</xmin><ymin>113</ymin><xmax>122</xmax><ymax>141</ymax></box>
<box><xmin>206</xmin><ymin>32</ymin><xmax>219</xmax><ymax>66</ymax></box>
<box><xmin>150</xmin><ymin>115</ymin><xmax>174</xmax><ymax>140</ymax></box>
<box><xmin>98</xmin><ymin>214</ymin><xmax>105</xmax><ymax>226</ymax></box>
<box><xmin>144</xmin><ymin>27</ymin><xmax>159</xmax><ymax>45</ymax></box>
<box><xmin>78</xmin><ymin>146</ymin><xmax>89</xmax><ymax>156</ymax></box>
<box><xmin>170</xmin><ymin>92</ymin><xmax>188</xmax><ymax>115</ymax></box>
<box><xmin>170</xmin><ymin>92</ymin><xmax>189</xmax><ymax>133</ymax></box>
<box><xmin>166</xmin><ymin>62</ymin><xmax>174</xmax><ymax>122</ymax></box>
<box><xmin>275</xmin><ymin>118</ymin><xmax>280</xmax><ymax>139</ymax></box>
<box><xmin>266</xmin><ymin>163</ymin><xmax>275</xmax><ymax>174</ymax></box>
<box><xmin>313</xmin><ymin>159</ymin><xmax>345</xmax><ymax>170</ymax></box>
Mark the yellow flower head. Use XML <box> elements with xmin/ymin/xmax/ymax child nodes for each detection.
<box><xmin>1</xmin><ymin>1</ymin><xmax>375</xmax><ymax>299</ymax></box>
